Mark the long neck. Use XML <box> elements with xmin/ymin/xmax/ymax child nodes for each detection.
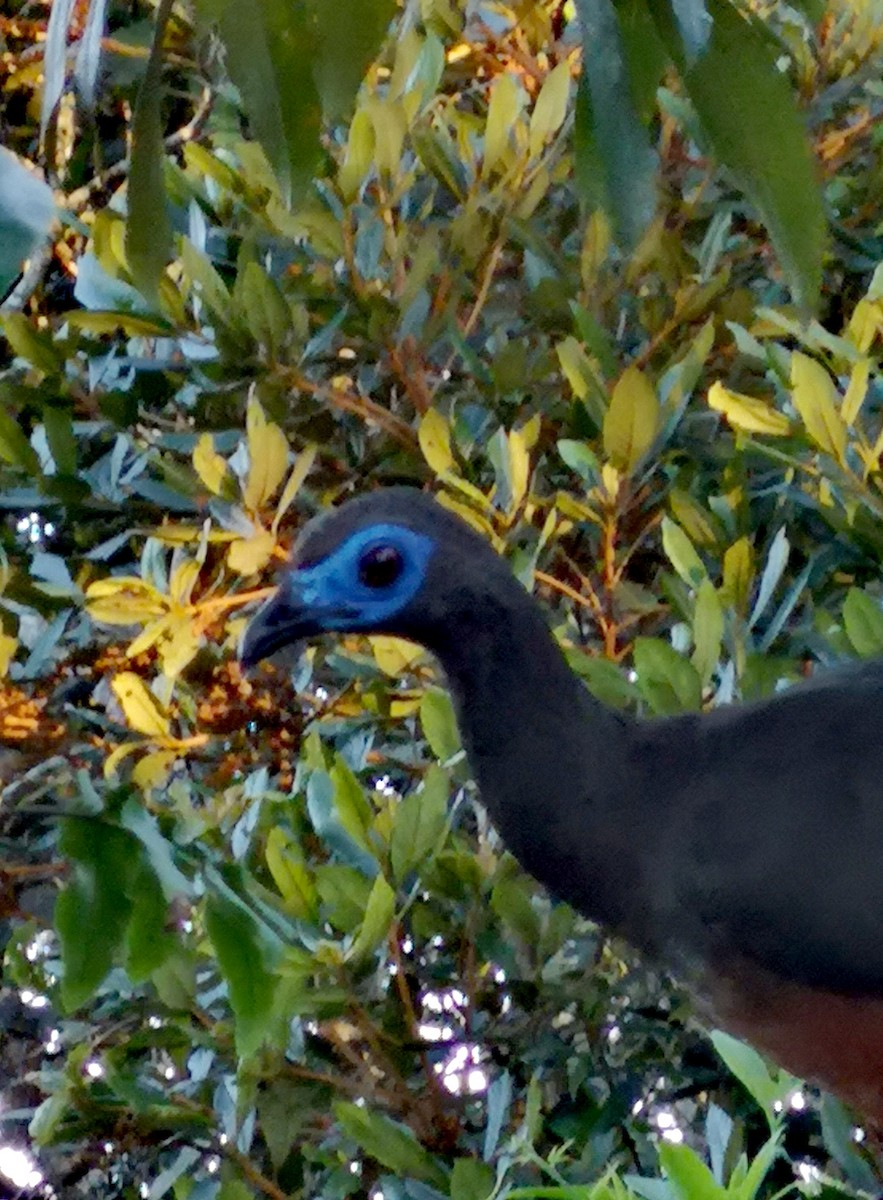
<box><xmin>429</xmin><ymin>586</ymin><xmax>650</xmax><ymax>940</ymax></box>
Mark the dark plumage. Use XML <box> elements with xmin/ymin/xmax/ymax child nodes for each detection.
<box><xmin>241</xmin><ymin>487</ymin><xmax>883</xmax><ymax>1120</ymax></box>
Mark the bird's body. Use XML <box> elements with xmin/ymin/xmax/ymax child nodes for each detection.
<box><xmin>241</xmin><ymin>488</ymin><xmax>883</xmax><ymax>1121</ymax></box>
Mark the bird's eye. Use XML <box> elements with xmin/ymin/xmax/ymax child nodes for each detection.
<box><xmin>358</xmin><ymin>544</ymin><xmax>404</xmax><ymax>589</ymax></box>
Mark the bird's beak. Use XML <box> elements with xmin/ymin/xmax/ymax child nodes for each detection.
<box><xmin>239</xmin><ymin>579</ymin><xmax>319</xmax><ymax>669</ymax></box>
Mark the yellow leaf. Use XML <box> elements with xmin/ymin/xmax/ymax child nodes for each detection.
<box><xmin>418</xmin><ymin>409</ymin><xmax>454</xmax><ymax>475</ymax></box>
<box><xmin>243</xmin><ymin>397</ymin><xmax>290</xmax><ymax>511</ymax></box>
<box><xmin>370</xmin><ymin>635</ymin><xmax>423</xmax><ymax>676</ymax></box>
<box><xmin>707</xmin><ymin>381</ymin><xmax>791</xmax><ymax>436</ymax></box>
<box><xmin>111</xmin><ymin>672</ymin><xmax>170</xmax><ymax>738</ymax></box>
<box><xmin>104</xmin><ymin>740</ymin><xmax>144</xmax><ymax>779</ymax></box>
<box><xmin>127</xmin><ymin>615</ymin><xmax>174</xmax><ymax>658</ymax></box>
<box><xmin>842</xmin><ymin>358</ymin><xmax>870</xmax><ymax>426</ymax></box>
<box><xmin>790</xmin><ymin>352</ymin><xmax>847</xmax><ymax>463</ymax></box>
<box><xmin>272</xmin><ymin>444</ymin><xmax>317</xmax><ymax>534</ymax></box>
<box><xmin>132</xmin><ymin>750</ymin><xmax>178</xmax><ymax>793</ymax></box>
<box><xmin>227</xmin><ymin>527</ymin><xmax>277</xmax><ymax>575</ymax></box>
<box><xmin>507</xmin><ymin>428</ymin><xmax>530</xmax><ymax>514</ymax></box>
<box><xmin>170</xmin><ymin>559</ymin><xmax>200</xmax><ymax>606</ymax></box>
<box><xmin>0</xmin><ymin>633</ymin><xmax>17</xmax><ymax>677</ymax></box>
<box><xmin>157</xmin><ymin>616</ymin><xmax>201</xmax><ymax>678</ymax></box>
<box><xmin>529</xmin><ymin>61</ymin><xmax>571</xmax><ymax>156</ymax></box>
<box><xmin>484</xmin><ymin>72</ymin><xmax>521</xmax><ymax>176</ymax></box>
<box><xmin>193</xmin><ymin>433</ymin><xmax>229</xmax><ymax>495</ymax></box>
<box><xmin>603</xmin><ymin>367</ymin><xmax>659</xmax><ymax>473</ymax></box>
<box><xmin>722</xmin><ymin>537</ymin><xmax>754</xmax><ymax>612</ymax></box>
<box><xmin>389</xmin><ymin>696</ymin><xmax>422</xmax><ymax>718</ymax></box>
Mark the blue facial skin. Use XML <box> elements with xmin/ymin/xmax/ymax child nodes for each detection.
<box><xmin>288</xmin><ymin>524</ymin><xmax>435</xmax><ymax>630</ymax></box>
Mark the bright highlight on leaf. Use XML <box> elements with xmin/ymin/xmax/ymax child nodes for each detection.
<box><xmin>707</xmin><ymin>381</ymin><xmax>790</xmax><ymax>436</ymax></box>
<box><xmin>111</xmin><ymin>672</ymin><xmax>170</xmax><ymax>738</ymax></box>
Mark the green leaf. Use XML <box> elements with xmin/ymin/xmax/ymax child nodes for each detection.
<box><xmin>692</xmin><ymin>579</ymin><xmax>723</xmax><ymax>687</ymax></box>
<box><xmin>330</xmin><ymin>755</ymin><xmax>374</xmax><ymax>854</ymax></box>
<box><xmin>42</xmin><ymin>406</ymin><xmax>77</xmax><ymax>475</ymax></box>
<box><xmin>662</xmin><ymin>517</ymin><xmax>707</xmax><ymax>588</ymax></box>
<box><xmin>0</xmin><ymin>149</ymin><xmax>56</xmax><ymax>297</ymax></box>
<box><xmin>842</xmin><ymin>588</ymin><xmax>883</xmax><ymax>658</ymax></box>
<box><xmin>390</xmin><ymin>765</ymin><xmax>449</xmax><ymax>882</ymax></box>
<box><xmin>265</xmin><ymin>827</ymin><xmax>319</xmax><ymax>920</ymax></box>
<box><xmin>125</xmin><ymin>860</ymin><xmax>174</xmax><ymax>981</ymax></box>
<box><xmin>451</xmin><ymin>1158</ymin><xmax>495</xmax><ymax>1200</ymax></box>
<box><xmin>662</xmin><ymin>0</ymin><xmax>825</xmax><ymax>311</ymax></box>
<box><xmin>334</xmin><ymin>1102</ymin><xmax>448</xmax><ymax>1186</ymax></box>
<box><xmin>56</xmin><ymin>819</ymin><xmax>136</xmax><ymax>1010</ymax></box>
<box><xmin>420</xmin><ymin>687</ymin><xmax>461</xmax><ymax>762</ymax></box>
<box><xmin>349</xmin><ymin>872</ymin><xmax>395</xmax><ymax>961</ymax></box>
<box><xmin>603</xmin><ymin>366</ymin><xmax>659</xmax><ymax>472</ymax></box>
<box><xmin>0</xmin><ymin>400</ymin><xmax>40</xmax><ymax>474</ymax></box>
<box><xmin>658</xmin><ymin>1141</ymin><xmax>726</xmax><ymax>1200</ymax></box>
<box><xmin>204</xmin><ymin>884</ymin><xmax>280</xmax><ymax>1058</ymax></box>
<box><xmin>308</xmin><ymin>0</ymin><xmax>396</xmax><ymax>120</ymax></box>
<box><xmin>125</xmin><ymin>0</ymin><xmax>174</xmax><ymax>304</ymax></box>
<box><xmin>237</xmin><ymin>261</ymin><xmax>290</xmax><ymax>357</ymax></box>
<box><xmin>491</xmin><ymin>876</ymin><xmax>540</xmax><ymax>946</ymax></box>
<box><xmin>633</xmin><ymin>637</ymin><xmax>702</xmax><ymax>714</ymax></box>
<box><xmin>201</xmin><ymin>0</ymin><xmax>322</xmax><ymax>201</ymax></box>
<box><xmin>710</xmin><ymin>1030</ymin><xmax>797</xmax><ymax>1121</ymax></box>
<box><xmin>1</xmin><ymin>313</ymin><xmax>63</xmax><ymax>375</ymax></box>
<box><xmin>573</xmin><ymin>0</ymin><xmax>657</xmax><ymax>247</ymax></box>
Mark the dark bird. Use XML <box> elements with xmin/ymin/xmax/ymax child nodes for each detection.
<box><xmin>240</xmin><ymin>487</ymin><xmax>883</xmax><ymax>1122</ymax></box>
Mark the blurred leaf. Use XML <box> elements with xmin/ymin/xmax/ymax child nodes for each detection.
<box><xmin>662</xmin><ymin>517</ymin><xmax>707</xmax><ymax>588</ymax></box>
<box><xmin>451</xmin><ymin>1158</ymin><xmax>495</xmax><ymax>1200</ymax></box>
<box><xmin>334</xmin><ymin>1102</ymin><xmax>448</xmax><ymax>1185</ymax></box>
<box><xmin>529</xmin><ymin>62</ymin><xmax>571</xmax><ymax>157</ymax></box>
<box><xmin>790</xmin><ymin>352</ymin><xmax>847</xmax><ymax>463</ymax></box>
<box><xmin>573</xmin><ymin>0</ymin><xmax>657</xmax><ymax>247</ymax></box>
<box><xmin>842</xmin><ymin>588</ymin><xmax>883</xmax><ymax>658</ymax></box>
<box><xmin>201</xmin><ymin>0</ymin><xmax>322</xmax><ymax>200</ymax></box>
<box><xmin>205</xmin><ymin>883</ymin><xmax>280</xmax><ymax>1058</ymax></box>
<box><xmin>603</xmin><ymin>367</ymin><xmax>659</xmax><ymax>472</ymax></box>
<box><xmin>419</xmin><ymin>409</ymin><xmax>455</xmax><ymax>475</ymax></box>
<box><xmin>420</xmin><ymin>687</ymin><xmax>461</xmax><ymax>762</ymax></box>
<box><xmin>0</xmin><ymin>150</ymin><xmax>55</xmax><ymax>291</ymax></box>
<box><xmin>664</xmin><ymin>0</ymin><xmax>825</xmax><ymax>310</ymax></box>
<box><xmin>707</xmin><ymin>381</ymin><xmax>790</xmax><ymax>436</ymax></box>
<box><xmin>633</xmin><ymin>638</ymin><xmax>702</xmax><ymax>713</ymax></box>
<box><xmin>349</xmin><ymin>872</ymin><xmax>395</xmax><ymax>961</ymax></box>
<box><xmin>193</xmin><ymin>433</ymin><xmax>230</xmax><ymax>495</ymax></box>
<box><xmin>111</xmin><ymin>672</ymin><xmax>171</xmax><ymax>737</ymax></box>
<box><xmin>390</xmin><ymin>766</ymin><xmax>448</xmax><ymax>882</ymax></box>
<box><xmin>125</xmin><ymin>0</ymin><xmax>174</xmax><ymax>304</ymax></box>
<box><xmin>265</xmin><ymin>827</ymin><xmax>318</xmax><ymax>920</ymax></box>
<box><xmin>710</xmin><ymin>1030</ymin><xmax>796</xmax><ymax>1121</ymax></box>
<box><xmin>309</xmin><ymin>0</ymin><xmax>396</xmax><ymax>120</ymax></box>
<box><xmin>692</xmin><ymin>579</ymin><xmax>723</xmax><ymax>687</ymax></box>
<box><xmin>658</xmin><ymin>1141</ymin><xmax>725</xmax><ymax>1200</ymax></box>
<box><xmin>244</xmin><ymin>397</ymin><xmax>289</xmax><ymax>510</ymax></box>
<box><xmin>484</xmin><ymin>73</ymin><xmax>522</xmax><ymax>176</ymax></box>
<box><xmin>56</xmin><ymin>820</ymin><xmax>136</xmax><ymax>1010</ymax></box>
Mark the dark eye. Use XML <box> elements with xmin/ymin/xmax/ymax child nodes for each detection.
<box><xmin>358</xmin><ymin>544</ymin><xmax>404</xmax><ymax>589</ymax></box>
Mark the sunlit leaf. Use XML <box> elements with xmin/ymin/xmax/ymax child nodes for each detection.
<box><xmin>707</xmin><ymin>381</ymin><xmax>790</xmax><ymax>436</ymax></box>
<box><xmin>111</xmin><ymin>671</ymin><xmax>171</xmax><ymax>738</ymax></box>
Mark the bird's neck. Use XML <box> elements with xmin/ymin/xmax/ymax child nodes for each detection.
<box><xmin>429</xmin><ymin>586</ymin><xmax>641</xmax><ymax>932</ymax></box>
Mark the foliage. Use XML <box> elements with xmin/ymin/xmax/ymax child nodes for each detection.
<box><xmin>2</xmin><ymin>0</ymin><xmax>883</xmax><ymax>1196</ymax></box>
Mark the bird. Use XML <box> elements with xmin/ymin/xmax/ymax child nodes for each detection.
<box><xmin>240</xmin><ymin>486</ymin><xmax>883</xmax><ymax>1123</ymax></box>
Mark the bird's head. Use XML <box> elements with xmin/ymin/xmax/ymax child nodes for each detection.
<box><xmin>239</xmin><ymin>488</ymin><xmax>500</xmax><ymax>669</ymax></box>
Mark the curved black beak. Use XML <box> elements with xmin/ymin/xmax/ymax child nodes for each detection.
<box><xmin>239</xmin><ymin>584</ymin><xmax>318</xmax><ymax>669</ymax></box>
